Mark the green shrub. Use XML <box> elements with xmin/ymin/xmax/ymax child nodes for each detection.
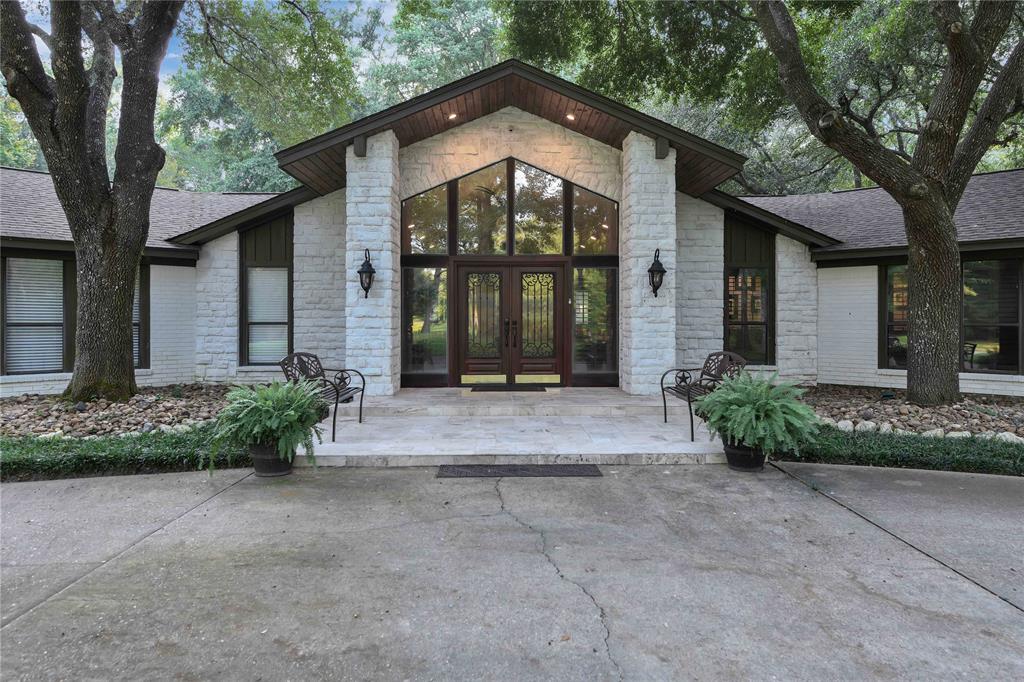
<box><xmin>695</xmin><ymin>372</ymin><xmax>818</xmax><ymax>455</ymax></box>
<box><xmin>0</xmin><ymin>425</ymin><xmax>248</xmax><ymax>482</ymax></box>
<box><xmin>208</xmin><ymin>380</ymin><xmax>326</xmax><ymax>469</ymax></box>
<box><xmin>781</xmin><ymin>426</ymin><xmax>1024</xmax><ymax>476</ymax></box>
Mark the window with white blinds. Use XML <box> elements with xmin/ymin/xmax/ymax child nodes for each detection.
<box><xmin>132</xmin><ymin>273</ymin><xmax>142</xmax><ymax>368</ymax></box>
<box><xmin>3</xmin><ymin>258</ymin><xmax>65</xmax><ymax>374</ymax></box>
<box><xmin>245</xmin><ymin>267</ymin><xmax>289</xmax><ymax>364</ymax></box>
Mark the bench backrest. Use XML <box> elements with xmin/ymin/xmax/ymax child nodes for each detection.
<box><xmin>280</xmin><ymin>352</ymin><xmax>325</xmax><ymax>382</ymax></box>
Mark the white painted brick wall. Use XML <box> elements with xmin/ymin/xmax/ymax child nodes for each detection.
<box><xmin>1</xmin><ymin>264</ymin><xmax>197</xmax><ymax>395</ymax></box>
<box><xmin>294</xmin><ymin>189</ymin><xmax>346</xmax><ymax>368</ymax></box>
<box><xmin>619</xmin><ymin>132</ymin><xmax>676</xmax><ymax>395</ymax></box>
<box><xmin>818</xmin><ymin>265</ymin><xmax>1024</xmax><ymax>396</ymax></box>
<box><xmin>346</xmin><ymin>131</ymin><xmax>401</xmax><ymax>395</ymax></box>
<box><xmin>400</xmin><ymin>107</ymin><xmax>622</xmax><ymax>201</ymax></box>
<box><xmin>775</xmin><ymin>235</ymin><xmax>818</xmax><ymax>384</ymax></box>
<box><xmin>676</xmin><ymin>194</ymin><xmax>724</xmax><ymax>368</ymax></box>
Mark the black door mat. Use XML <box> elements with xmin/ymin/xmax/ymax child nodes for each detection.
<box><xmin>437</xmin><ymin>464</ymin><xmax>602</xmax><ymax>478</ymax></box>
<box><xmin>470</xmin><ymin>385</ymin><xmax>547</xmax><ymax>392</ymax></box>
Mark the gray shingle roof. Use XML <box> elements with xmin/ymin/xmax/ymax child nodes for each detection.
<box><xmin>740</xmin><ymin>168</ymin><xmax>1024</xmax><ymax>254</ymax></box>
<box><xmin>0</xmin><ymin>167</ymin><xmax>279</xmax><ymax>253</ymax></box>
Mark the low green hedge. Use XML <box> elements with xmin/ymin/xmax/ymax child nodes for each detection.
<box><xmin>779</xmin><ymin>426</ymin><xmax>1024</xmax><ymax>477</ymax></box>
<box><xmin>0</xmin><ymin>425</ymin><xmax>249</xmax><ymax>482</ymax></box>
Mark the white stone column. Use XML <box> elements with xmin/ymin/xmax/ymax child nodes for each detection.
<box><xmin>676</xmin><ymin>194</ymin><xmax>724</xmax><ymax>368</ymax></box>
<box><xmin>345</xmin><ymin>131</ymin><xmax>401</xmax><ymax>395</ymax></box>
<box><xmin>619</xmin><ymin>132</ymin><xmax>677</xmax><ymax>395</ymax></box>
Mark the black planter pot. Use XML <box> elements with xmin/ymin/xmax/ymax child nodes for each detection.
<box><xmin>250</xmin><ymin>443</ymin><xmax>293</xmax><ymax>477</ymax></box>
<box><xmin>723</xmin><ymin>442</ymin><xmax>767</xmax><ymax>472</ymax></box>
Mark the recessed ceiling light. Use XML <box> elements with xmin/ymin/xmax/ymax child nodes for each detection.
<box><xmin>448</xmin><ymin>113</ymin><xmax>458</xmax><ymax>120</ymax></box>
<box><xmin>566</xmin><ymin>113</ymin><xmax>576</xmax><ymax>121</ymax></box>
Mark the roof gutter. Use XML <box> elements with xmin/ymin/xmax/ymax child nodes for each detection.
<box><xmin>0</xmin><ymin>237</ymin><xmax>199</xmax><ymax>260</ymax></box>
<box><xmin>811</xmin><ymin>238</ymin><xmax>1024</xmax><ymax>263</ymax></box>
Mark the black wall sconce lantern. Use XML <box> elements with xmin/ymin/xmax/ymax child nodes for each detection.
<box><xmin>357</xmin><ymin>249</ymin><xmax>376</xmax><ymax>298</ymax></box>
<box><xmin>648</xmin><ymin>248</ymin><xmax>666</xmax><ymax>297</ymax></box>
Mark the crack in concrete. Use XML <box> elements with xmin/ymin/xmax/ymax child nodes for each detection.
<box><xmin>494</xmin><ymin>478</ymin><xmax>623</xmax><ymax>681</ymax></box>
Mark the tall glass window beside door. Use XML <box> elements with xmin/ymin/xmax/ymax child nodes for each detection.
<box><xmin>573</xmin><ymin>268</ymin><xmax>617</xmax><ymax>376</ymax></box>
<box><xmin>402</xmin><ymin>268</ymin><xmax>448</xmax><ymax>375</ymax></box>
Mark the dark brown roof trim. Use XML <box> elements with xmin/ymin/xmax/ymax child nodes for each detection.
<box><xmin>701</xmin><ymin>190</ymin><xmax>841</xmax><ymax>248</ymax></box>
<box><xmin>168</xmin><ymin>186</ymin><xmax>316</xmax><ymax>245</ymax></box>
<box><xmin>275</xmin><ymin>60</ymin><xmax>746</xmax><ymax>175</ymax></box>
<box><xmin>1</xmin><ymin>237</ymin><xmax>198</xmax><ymax>261</ymax></box>
<box><xmin>811</xmin><ymin>238</ymin><xmax>1024</xmax><ymax>264</ymax></box>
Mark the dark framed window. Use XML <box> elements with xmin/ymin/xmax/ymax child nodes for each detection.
<box><xmin>724</xmin><ymin>217</ymin><xmax>774</xmax><ymax>365</ymax></box>
<box><xmin>402</xmin><ymin>157</ymin><xmax>619</xmax><ymax>260</ymax></box>
<box><xmin>572</xmin><ymin>267</ymin><xmax>617</xmax><ymax>381</ymax></box>
<box><xmin>882</xmin><ymin>257</ymin><xmax>1023</xmax><ymax>374</ymax></box>
<box><xmin>881</xmin><ymin>264</ymin><xmax>909</xmax><ymax>369</ymax></box>
<box><xmin>399</xmin><ymin>158</ymin><xmax>619</xmax><ymax>387</ymax></box>
<box><xmin>513</xmin><ymin>161</ymin><xmax>563</xmax><ymax>255</ymax></box>
<box><xmin>1</xmin><ymin>254</ymin><xmax>149</xmax><ymax>375</ymax></box>
<box><xmin>401</xmin><ymin>267</ymin><xmax>448</xmax><ymax>378</ymax></box>
<box><xmin>239</xmin><ymin>214</ymin><xmax>293</xmax><ymax>365</ymax></box>
<box><xmin>572</xmin><ymin>185</ymin><xmax>618</xmax><ymax>255</ymax></box>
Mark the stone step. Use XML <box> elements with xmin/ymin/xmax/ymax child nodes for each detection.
<box><xmin>333</xmin><ymin>402</ymin><xmax>691</xmax><ymax>418</ymax></box>
<box><xmin>296</xmin><ymin>451</ymin><xmax>723</xmax><ymax>468</ymax></box>
<box><xmin>301</xmin><ymin>414</ymin><xmax>722</xmax><ymax>467</ymax></box>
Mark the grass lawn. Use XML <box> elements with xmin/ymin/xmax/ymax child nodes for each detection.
<box><xmin>0</xmin><ymin>425</ymin><xmax>248</xmax><ymax>482</ymax></box>
<box><xmin>779</xmin><ymin>426</ymin><xmax>1024</xmax><ymax>477</ymax></box>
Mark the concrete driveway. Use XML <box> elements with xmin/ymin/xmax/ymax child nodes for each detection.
<box><xmin>2</xmin><ymin>464</ymin><xmax>1022</xmax><ymax>680</ymax></box>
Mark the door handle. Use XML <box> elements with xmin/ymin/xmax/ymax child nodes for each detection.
<box><xmin>511</xmin><ymin>320</ymin><xmax>518</xmax><ymax>348</ymax></box>
<box><xmin>504</xmin><ymin>319</ymin><xmax>510</xmax><ymax>347</ymax></box>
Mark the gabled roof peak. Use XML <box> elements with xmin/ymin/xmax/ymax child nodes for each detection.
<box><xmin>274</xmin><ymin>60</ymin><xmax>745</xmax><ymax>199</ymax></box>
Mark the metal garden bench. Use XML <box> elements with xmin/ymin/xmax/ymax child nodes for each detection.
<box><xmin>661</xmin><ymin>351</ymin><xmax>747</xmax><ymax>441</ymax></box>
<box><xmin>280</xmin><ymin>352</ymin><xmax>365</xmax><ymax>441</ymax></box>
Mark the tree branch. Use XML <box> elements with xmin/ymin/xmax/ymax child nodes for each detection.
<box><xmin>91</xmin><ymin>0</ymin><xmax>131</xmax><ymax>45</ymax></box>
<box><xmin>949</xmin><ymin>34</ymin><xmax>1024</xmax><ymax>204</ymax></box>
<box><xmin>25</xmin><ymin>21</ymin><xmax>51</xmax><ymax>47</ymax></box>
<box><xmin>915</xmin><ymin>0</ymin><xmax>1016</xmax><ymax>177</ymax></box>
<box><xmin>749</xmin><ymin>0</ymin><xmax>925</xmax><ymax>200</ymax></box>
<box><xmin>0</xmin><ymin>0</ymin><xmax>56</xmax><ymax>151</ymax></box>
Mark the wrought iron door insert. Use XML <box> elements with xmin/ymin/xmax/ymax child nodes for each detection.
<box><xmin>455</xmin><ymin>262</ymin><xmax>565</xmax><ymax>385</ymax></box>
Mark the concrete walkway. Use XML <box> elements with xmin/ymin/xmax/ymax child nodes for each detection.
<box><xmin>2</xmin><ymin>464</ymin><xmax>1022</xmax><ymax>679</ymax></box>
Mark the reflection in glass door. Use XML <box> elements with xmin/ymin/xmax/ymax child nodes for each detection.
<box><xmin>513</xmin><ymin>268</ymin><xmax>561</xmax><ymax>384</ymax></box>
<box><xmin>460</xmin><ymin>269</ymin><xmax>507</xmax><ymax>384</ymax></box>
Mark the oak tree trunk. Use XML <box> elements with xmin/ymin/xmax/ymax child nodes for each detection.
<box><xmin>63</xmin><ymin>209</ymin><xmax>147</xmax><ymax>402</ymax></box>
<box><xmin>903</xmin><ymin>199</ymin><xmax>962</xmax><ymax>405</ymax></box>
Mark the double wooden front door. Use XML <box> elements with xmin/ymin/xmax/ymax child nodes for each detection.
<box><xmin>455</xmin><ymin>261</ymin><xmax>567</xmax><ymax>385</ymax></box>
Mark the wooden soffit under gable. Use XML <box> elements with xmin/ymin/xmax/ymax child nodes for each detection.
<box><xmin>274</xmin><ymin>60</ymin><xmax>746</xmax><ymax>198</ymax></box>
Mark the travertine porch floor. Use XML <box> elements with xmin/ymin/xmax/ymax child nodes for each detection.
<box><xmin>304</xmin><ymin>388</ymin><xmax>723</xmax><ymax>466</ymax></box>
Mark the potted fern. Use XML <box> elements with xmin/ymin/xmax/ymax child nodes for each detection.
<box><xmin>695</xmin><ymin>372</ymin><xmax>818</xmax><ymax>472</ymax></box>
<box><xmin>209</xmin><ymin>380</ymin><xmax>327</xmax><ymax>476</ymax></box>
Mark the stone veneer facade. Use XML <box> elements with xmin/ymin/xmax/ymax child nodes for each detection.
<box><xmin>1</xmin><ymin>107</ymin><xmax>839</xmax><ymax>397</ymax></box>
<box><xmin>345</xmin><ymin>131</ymin><xmax>401</xmax><ymax>395</ymax></box>
<box><xmin>676</xmin><ymin>194</ymin><xmax>725</xmax><ymax>369</ymax></box>
<box><xmin>619</xmin><ymin>132</ymin><xmax>677</xmax><ymax>394</ymax></box>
